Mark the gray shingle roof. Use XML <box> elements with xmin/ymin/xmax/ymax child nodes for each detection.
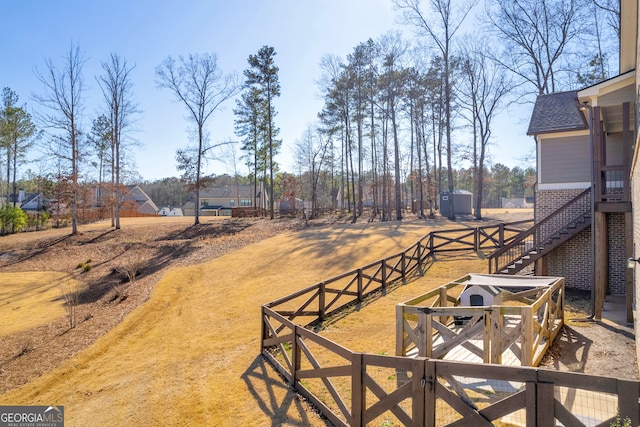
<box><xmin>527</xmin><ymin>91</ymin><xmax>588</xmax><ymax>135</ymax></box>
<box><xmin>199</xmin><ymin>185</ymin><xmax>256</xmax><ymax>199</ymax></box>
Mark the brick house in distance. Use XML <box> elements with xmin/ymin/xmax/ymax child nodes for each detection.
<box><xmin>517</xmin><ymin>0</ymin><xmax>637</xmax><ymax>325</ymax></box>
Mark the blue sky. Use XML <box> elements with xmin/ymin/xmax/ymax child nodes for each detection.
<box><xmin>0</xmin><ymin>0</ymin><xmax>534</xmax><ymax>182</ymax></box>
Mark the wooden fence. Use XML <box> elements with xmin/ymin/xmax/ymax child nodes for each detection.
<box><xmin>262</xmin><ymin>306</ymin><xmax>639</xmax><ymax>426</ymax></box>
<box><xmin>261</xmin><ymin>219</ymin><xmax>640</xmax><ymax>426</ymax></box>
<box><xmin>264</xmin><ymin>221</ymin><xmax>532</xmax><ymax>328</ymax></box>
<box><xmin>396</xmin><ymin>275</ymin><xmax>565</xmax><ymax>367</ymax></box>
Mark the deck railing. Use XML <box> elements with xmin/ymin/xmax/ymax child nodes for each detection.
<box><xmin>488</xmin><ymin>189</ymin><xmax>591</xmax><ymax>274</ymax></box>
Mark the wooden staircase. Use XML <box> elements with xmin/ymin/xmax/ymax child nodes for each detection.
<box><xmin>488</xmin><ymin>189</ymin><xmax>592</xmax><ymax>275</ymax></box>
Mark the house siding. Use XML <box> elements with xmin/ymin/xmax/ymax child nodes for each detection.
<box><xmin>539</xmin><ymin>135</ymin><xmax>590</xmax><ymax>183</ymax></box>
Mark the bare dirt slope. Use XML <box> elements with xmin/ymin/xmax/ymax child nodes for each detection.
<box><xmin>0</xmin><ymin>211</ymin><xmax>636</xmax><ymax>426</ymax></box>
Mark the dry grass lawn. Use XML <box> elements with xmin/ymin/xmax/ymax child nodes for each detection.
<box><xmin>1</xmin><ymin>218</ymin><xmax>466</xmax><ymax>426</ymax></box>
<box><xmin>0</xmin><ymin>272</ymin><xmax>75</xmax><ymax>337</ymax></box>
<box><xmin>0</xmin><ymin>212</ymin><xmax>540</xmax><ymax>426</ymax></box>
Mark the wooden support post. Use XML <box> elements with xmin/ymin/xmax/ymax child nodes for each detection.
<box><xmin>594</xmin><ymin>212</ymin><xmax>607</xmax><ymax>320</ymax></box>
<box><xmin>381</xmin><ymin>260</ymin><xmax>387</xmax><ymax>290</ymax></box>
<box><xmin>490</xmin><ymin>307</ymin><xmax>503</xmax><ymax>365</ymax></box>
<box><xmin>483</xmin><ymin>311</ymin><xmax>491</xmax><ymax>363</ymax></box>
<box><xmin>260</xmin><ymin>306</ymin><xmax>267</xmax><ymax>354</ymax></box>
<box><xmin>411</xmin><ymin>357</ymin><xmax>426</xmax><ymax>426</ymax></box>
<box><xmin>424</xmin><ymin>359</ymin><xmax>437</xmax><ymax>427</ymax></box>
<box><xmin>525</xmin><ymin>382</ymin><xmax>537</xmax><ymax>427</ymax></box>
<box><xmin>618</xmin><ymin>379</ymin><xmax>640</xmax><ymax>427</ymax></box>
<box><xmin>474</xmin><ymin>227</ymin><xmax>479</xmax><ymax>251</ymax></box>
<box><xmin>396</xmin><ymin>305</ymin><xmax>405</xmax><ymax>356</ymax></box>
<box><xmin>626</xmin><ymin>212</ymin><xmax>634</xmax><ymax>323</ymax></box>
<box><xmin>357</xmin><ymin>269</ymin><xmax>363</xmax><ymax>302</ymax></box>
<box><xmin>537</xmin><ymin>382</ymin><xmax>554</xmax><ymax>426</ymax></box>
<box><xmin>439</xmin><ymin>287</ymin><xmax>448</xmax><ymax>325</ymax></box>
<box><xmin>351</xmin><ymin>352</ymin><xmax>363</xmax><ymax>427</ymax></box>
<box><xmin>319</xmin><ymin>282</ymin><xmax>326</xmax><ymax>321</ymax></box>
<box><xmin>593</xmin><ymin>106</ymin><xmax>604</xmax><ymax>203</ymax></box>
<box><xmin>521</xmin><ymin>306</ymin><xmax>533</xmax><ymax>366</ymax></box>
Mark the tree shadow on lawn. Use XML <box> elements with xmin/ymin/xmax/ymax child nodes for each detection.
<box><xmin>158</xmin><ymin>219</ymin><xmax>253</xmax><ymax>241</ymax></box>
<box><xmin>75</xmin><ymin>240</ymin><xmax>199</xmax><ymax>305</ymax></box>
<box><xmin>0</xmin><ymin>234</ymin><xmax>74</xmax><ymax>267</ymax></box>
<box><xmin>242</xmin><ymin>355</ymin><xmax>332</xmax><ymax>427</ymax></box>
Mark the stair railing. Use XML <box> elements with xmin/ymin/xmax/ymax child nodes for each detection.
<box><xmin>488</xmin><ymin>189</ymin><xmax>591</xmax><ymax>274</ymax></box>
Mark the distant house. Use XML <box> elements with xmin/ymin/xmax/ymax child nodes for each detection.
<box><xmin>20</xmin><ymin>193</ymin><xmax>49</xmax><ymax>211</ymax></box>
<box><xmin>197</xmin><ymin>183</ymin><xmax>267</xmax><ymax>217</ymax></box>
<box><xmin>501</xmin><ymin>197</ymin><xmax>534</xmax><ymax>209</ymax></box>
<box><xmin>122</xmin><ymin>185</ymin><xmax>159</xmax><ymax>215</ymax></box>
<box><xmin>158</xmin><ymin>207</ymin><xmax>183</xmax><ymax>216</ymax></box>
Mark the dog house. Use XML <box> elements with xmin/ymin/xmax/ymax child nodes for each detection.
<box><xmin>439</xmin><ymin>190</ymin><xmax>473</xmax><ymax>216</ymax></box>
<box><xmin>396</xmin><ymin>273</ymin><xmax>565</xmax><ymax>367</ymax></box>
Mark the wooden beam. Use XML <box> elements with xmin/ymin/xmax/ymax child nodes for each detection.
<box><xmin>593</xmin><ymin>106</ymin><xmax>603</xmax><ymax>204</ymax></box>
<box><xmin>594</xmin><ymin>212</ymin><xmax>608</xmax><ymax>320</ymax></box>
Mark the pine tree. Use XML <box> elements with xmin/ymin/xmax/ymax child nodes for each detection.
<box><xmin>243</xmin><ymin>46</ymin><xmax>281</xmax><ymax>219</ymax></box>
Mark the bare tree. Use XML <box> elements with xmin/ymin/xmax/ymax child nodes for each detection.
<box><xmin>484</xmin><ymin>0</ymin><xmax>587</xmax><ymax>95</ymax></box>
<box><xmin>97</xmin><ymin>54</ymin><xmax>137</xmax><ymax>229</ymax></box>
<box><xmin>395</xmin><ymin>0</ymin><xmax>478</xmax><ymax>220</ymax></box>
<box><xmin>594</xmin><ymin>0</ymin><xmax>620</xmax><ymax>38</ymax></box>
<box><xmin>156</xmin><ymin>53</ymin><xmax>240</xmax><ymax>225</ymax></box>
<box><xmin>295</xmin><ymin>124</ymin><xmax>330</xmax><ymax>219</ymax></box>
<box><xmin>457</xmin><ymin>40</ymin><xmax>512</xmax><ymax>219</ymax></box>
<box><xmin>34</xmin><ymin>43</ymin><xmax>86</xmax><ymax>235</ymax></box>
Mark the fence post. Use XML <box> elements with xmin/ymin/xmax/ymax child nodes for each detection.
<box><xmin>424</xmin><ymin>359</ymin><xmax>437</xmax><ymax>427</ymax></box>
<box><xmin>401</xmin><ymin>252</ymin><xmax>406</xmax><ymax>282</ymax></box>
<box><xmin>474</xmin><ymin>227</ymin><xmax>479</xmax><ymax>252</ymax></box>
<box><xmin>381</xmin><ymin>260</ymin><xmax>387</xmax><ymax>290</ymax></box>
<box><xmin>319</xmin><ymin>283</ymin><xmax>326</xmax><ymax>321</ymax></box>
<box><xmin>357</xmin><ymin>269</ymin><xmax>363</xmax><ymax>302</ymax></box>
<box><xmin>429</xmin><ymin>232</ymin><xmax>434</xmax><ymax>253</ymax></box>
<box><xmin>439</xmin><ymin>287</ymin><xmax>448</xmax><ymax>325</ymax></box>
<box><xmin>521</xmin><ymin>306</ymin><xmax>533</xmax><ymax>366</ymax></box>
<box><xmin>411</xmin><ymin>357</ymin><xmax>426</xmax><ymax>426</ymax></box>
<box><xmin>537</xmin><ymin>382</ymin><xmax>554</xmax><ymax>425</ymax></box>
<box><xmin>291</xmin><ymin>325</ymin><xmax>300</xmax><ymax>386</ymax></box>
<box><xmin>499</xmin><ymin>223</ymin><xmax>505</xmax><ymax>247</ymax></box>
<box><xmin>260</xmin><ymin>306</ymin><xmax>266</xmax><ymax>354</ymax></box>
<box><xmin>490</xmin><ymin>307</ymin><xmax>503</xmax><ymax>364</ymax></box>
<box><xmin>396</xmin><ymin>305</ymin><xmax>405</xmax><ymax>356</ymax></box>
<box><xmin>618</xmin><ymin>379</ymin><xmax>640</xmax><ymax>426</ymax></box>
<box><xmin>351</xmin><ymin>352</ymin><xmax>364</xmax><ymax>427</ymax></box>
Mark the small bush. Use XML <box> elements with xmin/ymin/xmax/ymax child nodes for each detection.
<box><xmin>76</xmin><ymin>259</ymin><xmax>93</xmax><ymax>273</ymax></box>
<box><xmin>0</xmin><ymin>205</ymin><xmax>28</xmax><ymax>234</ymax></box>
<box><xmin>611</xmin><ymin>413</ymin><xmax>632</xmax><ymax>427</ymax></box>
<box><xmin>116</xmin><ymin>251</ymin><xmax>144</xmax><ymax>284</ymax></box>
<box><xmin>59</xmin><ymin>279</ymin><xmax>81</xmax><ymax>329</ymax></box>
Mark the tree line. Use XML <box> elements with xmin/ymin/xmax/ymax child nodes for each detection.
<box><xmin>292</xmin><ymin>0</ymin><xmax>617</xmax><ymax>221</ymax></box>
<box><xmin>0</xmin><ymin>0</ymin><xmax>619</xmax><ymax>231</ymax></box>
